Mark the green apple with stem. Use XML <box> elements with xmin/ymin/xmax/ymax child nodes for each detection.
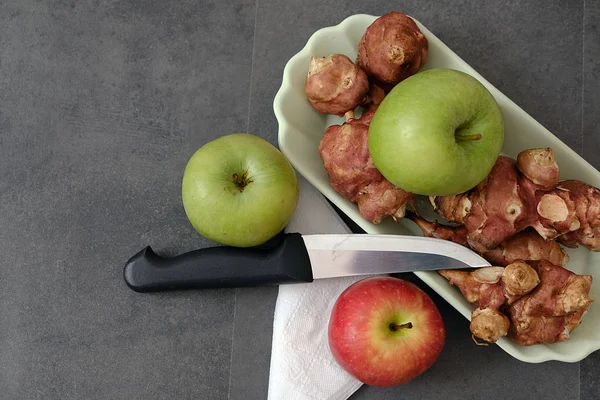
<box><xmin>182</xmin><ymin>133</ymin><xmax>299</xmax><ymax>247</ymax></box>
<box><xmin>368</xmin><ymin>68</ymin><xmax>504</xmax><ymax>196</ymax></box>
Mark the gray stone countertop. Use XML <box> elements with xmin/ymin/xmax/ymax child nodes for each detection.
<box><xmin>1</xmin><ymin>1</ymin><xmax>599</xmax><ymax>399</ymax></box>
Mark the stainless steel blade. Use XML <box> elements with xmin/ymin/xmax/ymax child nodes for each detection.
<box><xmin>301</xmin><ymin>234</ymin><xmax>491</xmax><ymax>279</ymax></box>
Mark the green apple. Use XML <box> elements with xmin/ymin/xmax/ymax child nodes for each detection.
<box><xmin>368</xmin><ymin>68</ymin><xmax>504</xmax><ymax>196</ymax></box>
<box><xmin>181</xmin><ymin>133</ymin><xmax>299</xmax><ymax>247</ymax></box>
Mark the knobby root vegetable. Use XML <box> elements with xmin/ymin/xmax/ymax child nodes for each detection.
<box><xmin>439</xmin><ymin>265</ymin><xmax>517</xmax><ymax>344</ymax></box>
<box><xmin>470</xmin><ymin>308</ymin><xmax>510</xmax><ymax>345</ymax></box>
<box><xmin>439</xmin><ymin>260</ymin><xmax>593</xmax><ymax>345</ymax></box>
<box><xmin>502</xmin><ymin>261</ymin><xmax>541</xmax><ymax>297</ymax></box>
<box><xmin>483</xmin><ymin>229</ymin><xmax>569</xmax><ymax>267</ymax></box>
<box><xmin>354</xmin><ymin>179</ymin><xmax>413</xmax><ymax>223</ymax></box>
<box><xmin>305</xmin><ymin>54</ymin><xmax>370</xmax><ymax>116</ymax></box>
<box><xmin>516</xmin><ymin>147</ymin><xmax>559</xmax><ymax>189</ymax></box>
<box><xmin>318</xmin><ymin>108</ymin><xmax>413</xmax><ymax>223</ymax></box>
<box><xmin>552</xmin><ymin>180</ymin><xmax>600</xmax><ymax>250</ymax></box>
<box><xmin>406</xmin><ymin>212</ymin><xmax>569</xmax><ymax>267</ymax></box>
<box><xmin>432</xmin><ymin>155</ymin><xmax>524</xmax><ymax>252</ymax></box>
<box><xmin>507</xmin><ymin>260</ymin><xmax>593</xmax><ymax>346</ymax></box>
<box><xmin>430</xmin><ymin>148</ymin><xmax>600</xmax><ymax>252</ymax></box>
<box><xmin>405</xmin><ymin>211</ymin><xmax>469</xmax><ymax>246</ymax></box>
<box><xmin>356</xmin><ymin>11</ymin><xmax>428</xmax><ymax>91</ymax></box>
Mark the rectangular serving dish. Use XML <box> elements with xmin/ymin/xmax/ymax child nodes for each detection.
<box><xmin>273</xmin><ymin>13</ymin><xmax>600</xmax><ymax>363</ymax></box>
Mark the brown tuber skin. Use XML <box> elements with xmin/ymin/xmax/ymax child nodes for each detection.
<box><xmin>406</xmin><ymin>211</ymin><xmax>470</xmax><ymax>247</ymax></box>
<box><xmin>552</xmin><ymin>180</ymin><xmax>600</xmax><ymax>250</ymax></box>
<box><xmin>517</xmin><ymin>147</ymin><xmax>559</xmax><ymax>189</ymax></box>
<box><xmin>318</xmin><ymin>108</ymin><xmax>413</xmax><ymax>224</ymax></box>
<box><xmin>440</xmin><ymin>260</ymin><xmax>593</xmax><ymax>345</ymax></box>
<box><xmin>430</xmin><ymin>150</ymin><xmax>600</xmax><ymax>252</ymax></box>
<box><xmin>407</xmin><ymin>212</ymin><xmax>569</xmax><ymax>267</ymax></box>
<box><xmin>356</xmin><ymin>11</ymin><xmax>428</xmax><ymax>91</ymax></box>
<box><xmin>354</xmin><ymin>179</ymin><xmax>413</xmax><ymax>223</ymax></box>
<box><xmin>470</xmin><ymin>308</ymin><xmax>510</xmax><ymax>345</ymax></box>
<box><xmin>439</xmin><ymin>266</ymin><xmax>514</xmax><ymax>343</ymax></box>
<box><xmin>507</xmin><ymin>260</ymin><xmax>593</xmax><ymax>346</ymax></box>
<box><xmin>483</xmin><ymin>229</ymin><xmax>569</xmax><ymax>267</ymax></box>
<box><xmin>501</xmin><ymin>261</ymin><xmax>540</xmax><ymax>297</ymax></box>
<box><xmin>305</xmin><ymin>54</ymin><xmax>370</xmax><ymax>116</ymax></box>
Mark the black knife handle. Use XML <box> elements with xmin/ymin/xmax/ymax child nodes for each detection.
<box><xmin>123</xmin><ymin>233</ymin><xmax>313</xmax><ymax>292</ymax></box>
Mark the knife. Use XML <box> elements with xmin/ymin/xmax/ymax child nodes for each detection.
<box><xmin>123</xmin><ymin>232</ymin><xmax>490</xmax><ymax>292</ymax></box>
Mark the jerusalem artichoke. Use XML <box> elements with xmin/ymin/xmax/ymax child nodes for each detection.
<box><xmin>483</xmin><ymin>230</ymin><xmax>569</xmax><ymax>267</ymax></box>
<box><xmin>440</xmin><ymin>265</ymin><xmax>525</xmax><ymax>347</ymax></box>
<box><xmin>354</xmin><ymin>179</ymin><xmax>413</xmax><ymax>223</ymax></box>
<box><xmin>507</xmin><ymin>260</ymin><xmax>593</xmax><ymax>346</ymax></box>
<box><xmin>305</xmin><ymin>54</ymin><xmax>370</xmax><ymax>116</ymax></box>
<box><xmin>431</xmin><ymin>148</ymin><xmax>600</xmax><ymax>252</ymax></box>
<box><xmin>356</xmin><ymin>11</ymin><xmax>428</xmax><ymax>91</ymax></box>
<box><xmin>406</xmin><ymin>211</ymin><xmax>470</xmax><ymax>247</ymax></box>
<box><xmin>550</xmin><ymin>180</ymin><xmax>600</xmax><ymax>251</ymax></box>
<box><xmin>516</xmin><ymin>147</ymin><xmax>559</xmax><ymax>189</ymax></box>
<box><xmin>501</xmin><ymin>261</ymin><xmax>541</xmax><ymax>297</ymax></box>
<box><xmin>470</xmin><ymin>307</ymin><xmax>510</xmax><ymax>344</ymax></box>
<box><xmin>440</xmin><ymin>260</ymin><xmax>593</xmax><ymax>345</ymax></box>
<box><xmin>318</xmin><ymin>108</ymin><xmax>413</xmax><ymax>224</ymax></box>
<box><xmin>407</xmin><ymin>212</ymin><xmax>569</xmax><ymax>267</ymax></box>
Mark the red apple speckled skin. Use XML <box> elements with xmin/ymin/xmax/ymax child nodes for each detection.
<box><xmin>328</xmin><ymin>276</ymin><xmax>446</xmax><ymax>387</ymax></box>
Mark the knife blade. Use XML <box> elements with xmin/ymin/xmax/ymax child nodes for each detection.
<box><xmin>123</xmin><ymin>232</ymin><xmax>490</xmax><ymax>292</ymax></box>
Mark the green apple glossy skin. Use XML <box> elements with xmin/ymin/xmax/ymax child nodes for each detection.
<box><xmin>182</xmin><ymin>133</ymin><xmax>299</xmax><ymax>248</ymax></box>
<box><xmin>328</xmin><ymin>277</ymin><xmax>446</xmax><ymax>387</ymax></box>
<box><xmin>368</xmin><ymin>68</ymin><xmax>504</xmax><ymax>196</ymax></box>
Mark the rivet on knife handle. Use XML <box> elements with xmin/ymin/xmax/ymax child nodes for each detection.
<box><xmin>123</xmin><ymin>233</ymin><xmax>313</xmax><ymax>292</ymax></box>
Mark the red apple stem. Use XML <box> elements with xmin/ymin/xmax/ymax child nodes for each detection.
<box><xmin>344</xmin><ymin>110</ymin><xmax>355</xmax><ymax>122</ymax></box>
<box><xmin>389</xmin><ymin>322</ymin><xmax>413</xmax><ymax>332</ymax></box>
<box><xmin>455</xmin><ymin>133</ymin><xmax>482</xmax><ymax>141</ymax></box>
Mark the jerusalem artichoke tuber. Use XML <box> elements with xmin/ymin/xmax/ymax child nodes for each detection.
<box><xmin>507</xmin><ymin>260</ymin><xmax>593</xmax><ymax>346</ymax></box>
<box><xmin>354</xmin><ymin>179</ymin><xmax>413</xmax><ymax>223</ymax></box>
<box><xmin>356</xmin><ymin>11</ymin><xmax>428</xmax><ymax>91</ymax></box>
<box><xmin>405</xmin><ymin>211</ymin><xmax>469</xmax><ymax>245</ymax></box>
<box><xmin>440</xmin><ymin>260</ymin><xmax>593</xmax><ymax>346</ymax></box>
<box><xmin>516</xmin><ymin>147</ymin><xmax>559</xmax><ymax>189</ymax></box>
<box><xmin>483</xmin><ymin>230</ymin><xmax>569</xmax><ymax>267</ymax></box>
<box><xmin>501</xmin><ymin>261</ymin><xmax>541</xmax><ymax>297</ymax></box>
<box><xmin>407</xmin><ymin>212</ymin><xmax>569</xmax><ymax>266</ymax></box>
<box><xmin>470</xmin><ymin>307</ymin><xmax>511</xmax><ymax>344</ymax></box>
<box><xmin>438</xmin><ymin>264</ymin><xmax>533</xmax><ymax>343</ymax></box>
<box><xmin>318</xmin><ymin>108</ymin><xmax>413</xmax><ymax>224</ymax></box>
<box><xmin>550</xmin><ymin>179</ymin><xmax>600</xmax><ymax>251</ymax></box>
<box><xmin>430</xmin><ymin>148</ymin><xmax>600</xmax><ymax>252</ymax></box>
<box><xmin>305</xmin><ymin>54</ymin><xmax>370</xmax><ymax>116</ymax></box>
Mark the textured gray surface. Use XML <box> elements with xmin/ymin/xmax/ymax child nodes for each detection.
<box><xmin>0</xmin><ymin>1</ymin><xmax>254</xmax><ymax>399</ymax></box>
<box><xmin>0</xmin><ymin>0</ymin><xmax>598</xmax><ymax>399</ymax></box>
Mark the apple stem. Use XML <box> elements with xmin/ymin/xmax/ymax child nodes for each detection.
<box><xmin>232</xmin><ymin>171</ymin><xmax>253</xmax><ymax>192</ymax></box>
<box><xmin>455</xmin><ymin>133</ymin><xmax>482</xmax><ymax>141</ymax></box>
<box><xmin>389</xmin><ymin>322</ymin><xmax>413</xmax><ymax>332</ymax></box>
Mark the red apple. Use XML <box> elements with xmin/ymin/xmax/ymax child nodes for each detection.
<box><xmin>328</xmin><ymin>276</ymin><xmax>446</xmax><ymax>386</ymax></box>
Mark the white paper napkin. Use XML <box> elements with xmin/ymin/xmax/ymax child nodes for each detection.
<box><xmin>268</xmin><ymin>176</ymin><xmax>363</xmax><ymax>400</ymax></box>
